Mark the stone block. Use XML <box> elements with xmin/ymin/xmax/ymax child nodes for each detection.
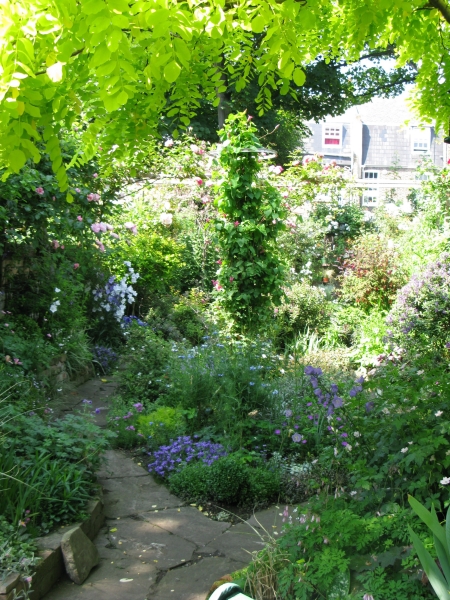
<box><xmin>29</xmin><ymin>549</ymin><xmax>64</xmax><ymax>600</ymax></box>
<box><xmin>61</xmin><ymin>527</ymin><xmax>100</xmax><ymax>585</ymax></box>
<box><xmin>80</xmin><ymin>498</ymin><xmax>104</xmax><ymax>540</ymax></box>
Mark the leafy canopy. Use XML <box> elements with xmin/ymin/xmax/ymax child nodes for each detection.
<box><xmin>1</xmin><ymin>0</ymin><xmax>450</xmax><ymax>191</ymax></box>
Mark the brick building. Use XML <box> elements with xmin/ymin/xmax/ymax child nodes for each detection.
<box><xmin>304</xmin><ymin>94</ymin><xmax>447</xmax><ymax>206</ymax></box>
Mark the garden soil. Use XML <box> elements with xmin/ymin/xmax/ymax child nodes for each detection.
<box><xmin>43</xmin><ymin>377</ymin><xmax>289</xmax><ymax>600</ymax></box>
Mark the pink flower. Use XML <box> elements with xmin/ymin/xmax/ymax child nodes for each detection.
<box><xmin>194</xmin><ymin>177</ymin><xmax>203</xmax><ymax>186</ymax></box>
<box><xmin>130</xmin><ymin>226</ymin><xmax>138</xmax><ymax>235</ymax></box>
<box><xmin>98</xmin><ymin>243</ymin><xmax>105</xmax><ymax>252</ymax></box>
<box><xmin>247</xmin><ymin>115</ymin><xmax>253</xmax><ymax>121</ymax></box>
<box><xmin>291</xmin><ymin>160</ymin><xmax>300</xmax><ymax>166</ymax></box>
<box><xmin>91</xmin><ymin>223</ymin><xmax>101</xmax><ymax>233</ymax></box>
<box><xmin>60</xmin><ymin>244</ymin><xmax>65</xmax><ymax>249</ymax></box>
<box><xmin>273</xmin><ymin>165</ymin><xmax>283</xmax><ymax>175</ymax></box>
<box><xmin>93</xmin><ymin>173</ymin><xmax>98</xmax><ymax>178</ymax></box>
<box><xmin>105</xmin><ymin>224</ymin><xmax>114</xmax><ymax>231</ymax></box>
<box><xmin>229</xmin><ymin>277</ymin><xmax>234</xmax><ymax>282</ymax></box>
<box><xmin>190</xmin><ymin>144</ymin><xmax>200</xmax><ymax>154</ymax></box>
<box><xmin>87</xmin><ymin>193</ymin><xmax>100</xmax><ymax>202</ymax></box>
<box><xmin>124</xmin><ymin>222</ymin><xmax>136</xmax><ymax>230</ymax></box>
<box><xmin>46</xmin><ymin>333</ymin><xmax>52</xmax><ymax>338</ymax></box>
<box><xmin>110</xmin><ymin>232</ymin><xmax>120</xmax><ymax>239</ymax></box>
<box><xmin>35</xmin><ymin>187</ymin><xmax>44</xmax><ymax>195</ymax></box>
<box><xmin>75</xmin><ymin>188</ymin><xmax>81</xmax><ymax>193</ymax></box>
<box><xmin>98</xmin><ymin>222</ymin><xmax>107</xmax><ymax>232</ymax></box>
<box><xmin>73</xmin><ymin>263</ymin><xmax>80</xmax><ymax>269</ymax></box>
<box><xmin>164</xmin><ymin>139</ymin><xmax>174</xmax><ymax>148</ymax></box>
<box><xmin>234</xmin><ymin>221</ymin><xmax>240</xmax><ymax>227</ymax></box>
<box><xmin>52</xmin><ymin>240</ymin><xmax>60</xmax><ymax>249</ymax></box>
<box><xmin>77</xmin><ymin>215</ymin><xmax>83</xmax><ymax>221</ymax></box>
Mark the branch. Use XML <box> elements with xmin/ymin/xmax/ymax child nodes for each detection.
<box><xmin>35</xmin><ymin>47</ymin><xmax>84</xmax><ymax>76</ymax></box>
<box><xmin>426</xmin><ymin>0</ymin><xmax>450</xmax><ymax>24</ymax></box>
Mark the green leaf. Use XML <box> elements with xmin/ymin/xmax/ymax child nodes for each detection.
<box><xmin>409</xmin><ymin>527</ymin><xmax>449</xmax><ymax>600</ymax></box>
<box><xmin>8</xmin><ymin>149</ymin><xmax>27</xmax><ymax>173</ymax></box>
<box><xmin>409</xmin><ymin>496</ymin><xmax>447</xmax><ymax>549</ymax></box>
<box><xmin>251</xmin><ymin>15</ymin><xmax>266</xmax><ymax>33</ymax></box>
<box><xmin>293</xmin><ymin>68</ymin><xmax>306</xmax><ymax>86</ymax></box>
<box><xmin>107</xmin><ymin>0</ymin><xmax>130</xmax><ymax>12</ymax></box>
<box><xmin>164</xmin><ymin>61</ymin><xmax>181</xmax><ymax>83</ymax></box>
<box><xmin>81</xmin><ymin>0</ymin><xmax>107</xmax><ymax>15</ymax></box>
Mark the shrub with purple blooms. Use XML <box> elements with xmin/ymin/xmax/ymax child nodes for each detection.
<box><xmin>148</xmin><ymin>436</ymin><xmax>228</xmax><ymax>478</ymax></box>
<box><xmin>387</xmin><ymin>253</ymin><xmax>450</xmax><ymax>352</ymax></box>
<box><xmin>93</xmin><ymin>345</ymin><xmax>119</xmax><ymax>373</ymax></box>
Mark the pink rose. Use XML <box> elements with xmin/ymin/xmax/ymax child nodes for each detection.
<box><xmin>75</xmin><ymin>188</ymin><xmax>81</xmax><ymax>193</ymax></box>
<box><xmin>35</xmin><ymin>187</ymin><xmax>44</xmax><ymax>195</ymax></box>
<box><xmin>77</xmin><ymin>216</ymin><xmax>83</xmax><ymax>221</ymax></box>
<box><xmin>73</xmin><ymin>263</ymin><xmax>80</xmax><ymax>269</ymax></box>
<box><xmin>194</xmin><ymin>177</ymin><xmax>203</xmax><ymax>186</ymax></box>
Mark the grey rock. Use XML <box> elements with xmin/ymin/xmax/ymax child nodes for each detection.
<box><xmin>61</xmin><ymin>527</ymin><xmax>100</xmax><ymax>585</ymax></box>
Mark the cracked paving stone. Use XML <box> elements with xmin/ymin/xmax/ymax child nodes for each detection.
<box><xmin>150</xmin><ymin>557</ymin><xmax>247</xmax><ymax>600</ymax></box>
<box><xmin>140</xmin><ymin>507</ymin><xmax>231</xmax><ymax>547</ymax></box>
<box><xmin>204</xmin><ymin>523</ymin><xmax>267</xmax><ymax>564</ymax></box>
<box><xmin>96</xmin><ymin>450</ymin><xmax>149</xmax><ymax>479</ymax></box>
<box><xmin>100</xmin><ymin>477</ymin><xmax>183</xmax><ymax>518</ymax></box>
<box><xmin>106</xmin><ymin>517</ymin><xmax>196</xmax><ymax>570</ymax></box>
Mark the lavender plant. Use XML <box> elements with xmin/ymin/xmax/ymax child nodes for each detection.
<box><xmin>387</xmin><ymin>253</ymin><xmax>450</xmax><ymax>352</ymax></box>
<box><xmin>148</xmin><ymin>436</ymin><xmax>228</xmax><ymax>478</ymax></box>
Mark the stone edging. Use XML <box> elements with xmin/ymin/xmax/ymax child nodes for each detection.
<box><xmin>0</xmin><ymin>496</ymin><xmax>104</xmax><ymax>600</ymax></box>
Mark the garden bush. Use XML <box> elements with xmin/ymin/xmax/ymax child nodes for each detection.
<box><xmin>275</xmin><ymin>281</ymin><xmax>332</xmax><ymax>344</ymax></box>
<box><xmin>387</xmin><ymin>253</ymin><xmax>450</xmax><ymax>353</ymax></box>
<box><xmin>136</xmin><ymin>406</ymin><xmax>186</xmax><ymax>449</ymax></box>
<box><xmin>337</xmin><ymin>233</ymin><xmax>407</xmax><ymax>310</ymax></box>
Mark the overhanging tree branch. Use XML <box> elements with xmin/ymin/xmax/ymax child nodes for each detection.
<box><xmin>426</xmin><ymin>0</ymin><xmax>450</xmax><ymax>24</ymax></box>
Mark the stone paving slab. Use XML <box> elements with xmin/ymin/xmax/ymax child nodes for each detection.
<box><xmin>151</xmin><ymin>557</ymin><xmax>247</xmax><ymax>600</ymax></box>
<box><xmin>205</xmin><ymin>523</ymin><xmax>267</xmax><ymax>564</ymax></box>
<box><xmin>100</xmin><ymin>476</ymin><xmax>183</xmax><ymax>518</ymax></box>
<box><xmin>97</xmin><ymin>450</ymin><xmax>148</xmax><ymax>479</ymax></box>
<box><xmin>105</xmin><ymin>517</ymin><xmax>196</xmax><ymax>570</ymax></box>
<box><xmin>43</xmin><ymin>560</ymin><xmax>156</xmax><ymax>600</ymax></box>
<box><xmin>140</xmin><ymin>507</ymin><xmax>231</xmax><ymax>547</ymax></box>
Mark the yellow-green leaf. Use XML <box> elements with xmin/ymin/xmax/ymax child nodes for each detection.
<box><xmin>164</xmin><ymin>61</ymin><xmax>181</xmax><ymax>83</ymax></box>
<box><xmin>293</xmin><ymin>68</ymin><xmax>306</xmax><ymax>86</ymax></box>
<box><xmin>251</xmin><ymin>15</ymin><xmax>266</xmax><ymax>33</ymax></box>
<box><xmin>9</xmin><ymin>149</ymin><xmax>27</xmax><ymax>173</ymax></box>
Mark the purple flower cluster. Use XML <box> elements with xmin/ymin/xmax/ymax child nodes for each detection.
<box><xmin>148</xmin><ymin>436</ymin><xmax>228</xmax><ymax>478</ymax></box>
<box><xmin>387</xmin><ymin>253</ymin><xmax>450</xmax><ymax>348</ymax></box>
<box><xmin>304</xmin><ymin>366</ymin><xmax>348</xmax><ymax>415</ymax></box>
<box><xmin>122</xmin><ymin>315</ymin><xmax>147</xmax><ymax>327</ymax></box>
<box><xmin>93</xmin><ymin>345</ymin><xmax>118</xmax><ymax>371</ymax></box>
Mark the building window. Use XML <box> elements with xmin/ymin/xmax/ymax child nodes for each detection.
<box><xmin>415</xmin><ymin>172</ymin><xmax>430</xmax><ymax>181</ymax></box>
<box><xmin>362</xmin><ymin>187</ymin><xmax>378</xmax><ymax>207</ymax></box>
<box><xmin>323</xmin><ymin>124</ymin><xmax>342</xmax><ymax>149</ymax></box>
<box><xmin>411</xmin><ymin>127</ymin><xmax>430</xmax><ymax>153</ymax></box>
<box><xmin>364</xmin><ymin>171</ymin><xmax>379</xmax><ymax>180</ymax></box>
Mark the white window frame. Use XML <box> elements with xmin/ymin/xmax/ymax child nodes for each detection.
<box><xmin>322</xmin><ymin>124</ymin><xmax>343</xmax><ymax>149</ymax></box>
<box><xmin>362</xmin><ymin>187</ymin><xmax>379</xmax><ymax>207</ymax></box>
<box><xmin>411</xmin><ymin>127</ymin><xmax>431</xmax><ymax>154</ymax></box>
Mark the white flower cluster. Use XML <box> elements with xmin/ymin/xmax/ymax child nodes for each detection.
<box><xmin>92</xmin><ymin>262</ymin><xmax>140</xmax><ymax>321</ymax></box>
<box><xmin>49</xmin><ymin>287</ymin><xmax>61</xmax><ymax>313</ymax></box>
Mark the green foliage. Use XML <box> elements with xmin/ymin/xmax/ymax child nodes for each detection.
<box><xmin>168</xmin><ymin>455</ymin><xmax>280</xmax><ymax>506</ymax></box>
<box><xmin>275</xmin><ymin>281</ymin><xmax>332</xmax><ymax>344</ymax></box>
<box><xmin>167</xmin><ymin>463</ymin><xmax>211</xmax><ymax>503</ymax></box>
<box><xmin>337</xmin><ymin>233</ymin><xmax>408</xmax><ymax>311</ymax></box>
<box><xmin>0</xmin><ymin>516</ymin><xmax>38</xmax><ymax>581</ymax></box>
<box><xmin>213</xmin><ymin>112</ymin><xmax>287</xmax><ymax>330</ymax></box>
<box><xmin>0</xmin><ymin>407</ymin><xmax>115</xmax><ymax>534</ymax></box>
<box><xmin>137</xmin><ymin>407</ymin><xmax>186</xmax><ymax>450</ymax></box>
<box><xmin>387</xmin><ymin>253</ymin><xmax>450</xmax><ymax>354</ymax></box>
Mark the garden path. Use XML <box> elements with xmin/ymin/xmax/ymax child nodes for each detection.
<box><xmin>44</xmin><ymin>377</ymin><xmax>288</xmax><ymax>600</ymax></box>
